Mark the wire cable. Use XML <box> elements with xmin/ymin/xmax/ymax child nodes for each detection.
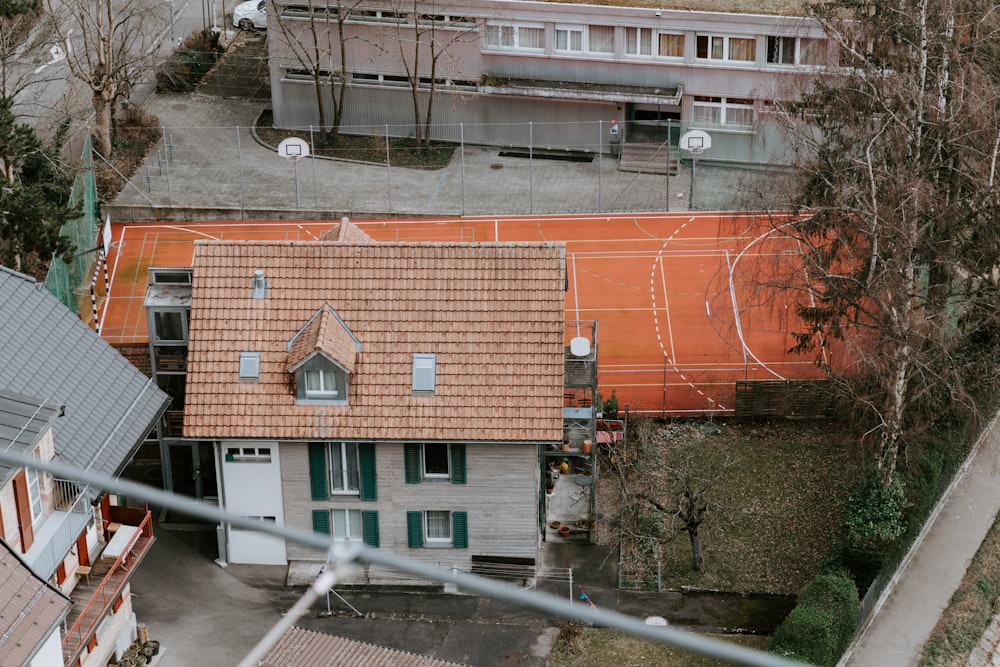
<box><xmin>0</xmin><ymin>449</ymin><xmax>809</xmax><ymax>667</ymax></box>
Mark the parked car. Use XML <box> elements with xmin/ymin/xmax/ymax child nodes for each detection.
<box><xmin>233</xmin><ymin>0</ymin><xmax>266</xmax><ymax>30</ymax></box>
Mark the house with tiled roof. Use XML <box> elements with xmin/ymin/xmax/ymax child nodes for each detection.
<box><xmin>0</xmin><ymin>537</ymin><xmax>71</xmax><ymax>666</ymax></box>
<box><xmin>180</xmin><ymin>239</ymin><xmax>570</xmax><ymax>581</ymax></box>
<box><xmin>0</xmin><ymin>266</ymin><xmax>170</xmax><ymax>667</ymax></box>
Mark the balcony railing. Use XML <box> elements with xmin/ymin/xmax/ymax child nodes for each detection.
<box><xmin>61</xmin><ymin>510</ymin><xmax>155</xmax><ymax>666</ymax></box>
<box><xmin>24</xmin><ymin>479</ymin><xmax>91</xmax><ymax>580</ymax></box>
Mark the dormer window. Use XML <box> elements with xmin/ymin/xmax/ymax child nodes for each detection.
<box><xmin>304</xmin><ymin>368</ymin><xmax>338</xmax><ymax>398</ymax></box>
<box><xmin>296</xmin><ymin>356</ymin><xmax>348</xmax><ymax>404</ymax></box>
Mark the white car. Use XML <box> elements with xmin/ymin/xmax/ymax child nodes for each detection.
<box><xmin>233</xmin><ymin>0</ymin><xmax>266</xmax><ymax>30</ymax></box>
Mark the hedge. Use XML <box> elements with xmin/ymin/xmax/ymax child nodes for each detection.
<box><xmin>769</xmin><ymin>573</ymin><xmax>860</xmax><ymax>666</ymax></box>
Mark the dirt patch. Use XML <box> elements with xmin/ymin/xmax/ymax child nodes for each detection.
<box><xmin>599</xmin><ymin>418</ymin><xmax>863</xmax><ymax>595</ymax></box>
<box><xmin>547</xmin><ymin>625</ymin><xmax>770</xmax><ymax>667</ymax></box>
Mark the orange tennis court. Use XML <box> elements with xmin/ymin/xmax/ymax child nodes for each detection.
<box><xmin>97</xmin><ymin>213</ymin><xmax>829</xmax><ymax>415</ymax></box>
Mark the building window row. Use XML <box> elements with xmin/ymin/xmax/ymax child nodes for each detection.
<box><xmin>483</xmin><ymin>20</ymin><xmax>826</xmax><ymax>68</ymax></box>
<box><xmin>311</xmin><ymin>508</ymin><xmax>467</xmax><ymax>548</ymax></box>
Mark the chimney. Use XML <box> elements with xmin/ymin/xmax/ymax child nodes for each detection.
<box><xmin>251</xmin><ymin>269</ymin><xmax>267</xmax><ymax>299</ymax></box>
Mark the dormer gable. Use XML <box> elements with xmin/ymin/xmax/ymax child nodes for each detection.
<box><xmin>287</xmin><ymin>305</ymin><xmax>361</xmax><ymax>404</ymax></box>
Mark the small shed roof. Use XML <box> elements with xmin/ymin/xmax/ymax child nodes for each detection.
<box><xmin>262</xmin><ymin>626</ymin><xmax>470</xmax><ymax>667</ymax></box>
<box><xmin>0</xmin><ymin>540</ymin><xmax>71</xmax><ymax>665</ymax></box>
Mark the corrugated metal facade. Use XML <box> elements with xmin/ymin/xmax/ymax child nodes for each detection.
<box><xmin>267</xmin><ymin>0</ymin><xmax>829</xmax><ymax>163</ymax></box>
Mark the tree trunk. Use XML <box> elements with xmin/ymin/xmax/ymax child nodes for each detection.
<box><xmin>92</xmin><ymin>91</ymin><xmax>113</xmax><ymax>158</ymax></box>
<box><xmin>687</xmin><ymin>525</ymin><xmax>704</xmax><ymax>573</ymax></box>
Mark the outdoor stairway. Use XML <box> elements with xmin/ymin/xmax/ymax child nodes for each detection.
<box><xmin>618</xmin><ymin>141</ymin><xmax>680</xmax><ymax>176</ymax></box>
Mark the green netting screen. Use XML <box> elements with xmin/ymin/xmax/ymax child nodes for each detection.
<box><xmin>44</xmin><ymin>137</ymin><xmax>99</xmax><ymax>312</ymax></box>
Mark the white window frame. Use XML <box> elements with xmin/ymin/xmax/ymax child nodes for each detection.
<box><xmin>656</xmin><ymin>32</ymin><xmax>685</xmax><ymax>59</ymax></box>
<box><xmin>412</xmin><ymin>353</ymin><xmax>436</xmax><ymax>392</ymax></box>
<box><xmin>484</xmin><ymin>21</ymin><xmax>544</xmax><ymax>52</ymax></box>
<box><xmin>767</xmin><ymin>36</ymin><xmax>827</xmax><ymax>67</ymax></box>
<box><xmin>425</xmin><ymin>510</ymin><xmax>452</xmax><ymax>543</ymax></box>
<box><xmin>624</xmin><ymin>27</ymin><xmax>653</xmax><ymax>57</ymax></box>
<box><xmin>696</xmin><ymin>34</ymin><xmax>756</xmax><ymax>62</ymax></box>
<box><xmin>151</xmin><ymin>310</ymin><xmax>188</xmax><ymax>343</ymax></box>
<box><xmin>329</xmin><ymin>442</ymin><xmax>360</xmax><ymax>494</ymax></box>
<box><xmin>26</xmin><ymin>454</ymin><xmax>42</xmax><ymax>525</ymax></box>
<box><xmin>226</xmin><ymin>446</ymin><xmax>272</xmax><ymax>462</ymax></box>
<box><xmin>422</xmin><ymin>443</ymin><xmax>450</xmax><ymax>479</ymax></box>
<box><xmin>554</xmin><ymin>24</ymin><xmax>584</xmax><ymax>53</ymax></box>
<box><xmin>692</xmin><ymin>97</ymin><xmax>755</xmax><ymax>128</ymax></box>
<box><xmin>305</xmin><ymin>368</ymin><xmax>338</xmax><ymax>398</ymax></box>
<box><xmin>586</xmin><ymin>25</ymin><xmax>613</xmax><ymax>55</ymax></box>
<box><xmin>332</xmin><ymin>508</ymin><xmax>363</xmax><ymax>542</ymax></box>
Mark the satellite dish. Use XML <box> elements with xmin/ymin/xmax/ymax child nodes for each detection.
<box><xmin>570</xmin><ymin>336</ymin><xmax>591</xmax><ymax>356</ymax></box>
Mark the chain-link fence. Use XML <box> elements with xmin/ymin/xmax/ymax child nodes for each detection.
<box><xmin>110</xmin><ymin>115</ymin><xmax>791</xmax><ymax>218</ymax></box>
<box><xmin>45</xmin><ymin>138</ymin><xmax>99</xmax><ymax>312</ymax></box>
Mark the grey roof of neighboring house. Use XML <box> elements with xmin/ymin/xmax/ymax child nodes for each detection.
<box><xmin>0</xmin><ymin>390</ymin><xmax>60</xmax><ymax>487</ymax></box>
<box><xmin>0</xmin><ymin>539</ymin><xmax>71</xmax><ymax>666</ymax></box>
<box><xmin>0</xmin><ymin>266</ymin><xmax>170</xmax><ymax>491</ymax></box>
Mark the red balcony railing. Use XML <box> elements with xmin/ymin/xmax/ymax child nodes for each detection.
<box><xmin>61</xmin><ymin>511</ymin><xmax>155</xmax><ymax>666</ymax></box>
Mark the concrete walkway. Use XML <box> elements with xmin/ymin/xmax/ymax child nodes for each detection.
<box><xmin>841</xmin><ymin>412</ymin><xmax>1000</xmax><ymax>667</ymax></box>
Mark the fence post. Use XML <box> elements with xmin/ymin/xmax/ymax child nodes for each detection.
<box><xmin>528</xmin><ymin>121</ymin><xmax>534</xmax><ymax>214</ymax></box>
<box><xmin>617</xmin><ymin>561</ymin><xmax>622</xmax><ymax>588</ymax></box>
<box><xmin>310</xmin><ymin>125</ymin><xmax>318</xmax><ymax>210</ymax></box>
<box><xmin>236</xmin><ymin>126</ymin><xmax>246</xmax><ymax>215</ymax></box>
<box><xmin>385</xmin><ymin>124</ymin><xmax>392</xmax><ymax>214</ymax></box>
<box><xmin>569</xmin><ymin>567</ymin><xmax>574</xmax><ymax>603</ymax></box>
<box><xmin>598</xmin><ymin>120</ymin><xmax>603</xmax><ymax>212</ymax></box>
<box><xmin>657</xmin><ymin>562</ymin><xmax>662</xmax><ymax>591</ymax></box>
<box><xmin>460</xmin><ymin>122</ymin><xmax>466</xmax><ymax>217</ymax></box>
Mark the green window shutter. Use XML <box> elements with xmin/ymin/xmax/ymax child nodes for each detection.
<box><xmin>452</xmin><ymin>511</ymin><xmax>468</xmax><ymax>549</ymax></box>
<box><xmin>312</xmin><ymin>510</ymin><xmax>330</xmax><ymax>535</ymax></box>
<box><xmin>308</xmin><ymin>442</ymin><xmax>328</xmax><ymax>500</ymax></box>
<box><xmin>407</xmin><ymin>511</ymin><xmax>424</xmax><ymax>548</ymax></box>
<box><xmin>358</xmin><ymin>443</ymin><xmax>377</xmax><ymax>501</ymax></box>
<box><xmin>450</xmin><ymin>444</ymin><xmax>466</xmax><ymax>484</ymax></box>
<box><xmin>404</xmin><ymin>443</ymin><xmax>421</xmax><ymax>484</ymax></box>
<box><xmin>362</xmin><ymin>511</ymin><xmax>379</xmax><ymax>547</ymax></box>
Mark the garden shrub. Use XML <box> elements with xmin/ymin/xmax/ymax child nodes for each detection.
<box><xmin>769</xmin><ymin>573</ymin><xmax>860</xmax><ymax>667</ymax></box>
<box><xmin>841</xmin><ymin>473</ymin><xmax>906</xmax><ymax>587</ymax></box>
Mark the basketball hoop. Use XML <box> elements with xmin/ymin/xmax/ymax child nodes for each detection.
<box><xmin>278</xmin><ymin>137</ymin><xmax>310</xmax><ymax>161</ymax></box>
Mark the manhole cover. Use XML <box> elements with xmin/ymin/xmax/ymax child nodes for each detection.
<box><xmin>490</xmin><ymin>163</ymin><xmax>504</xmax><ymax>169</ymax></box>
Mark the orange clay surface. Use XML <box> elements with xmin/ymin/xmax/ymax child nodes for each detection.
<box><xmin>98</xmin><ymin>213</ymin><xmax>830</xmax><ymax>415</ymax></box>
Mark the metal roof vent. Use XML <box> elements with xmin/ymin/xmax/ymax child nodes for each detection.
<box><xmin>251</xmin><ymin>269</ymin><xmax>268</xmax><ymax>299</ymax></box>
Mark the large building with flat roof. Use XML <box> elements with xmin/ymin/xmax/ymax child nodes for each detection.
<box><xmin>266</xmin><ymin>0</ymin><xmax>833</xmax><ymax>164</ymax></box>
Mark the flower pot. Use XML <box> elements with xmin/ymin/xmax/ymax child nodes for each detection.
<box><xmin>561</xmin><ymin>441</ymin><xmax>570</xmax><ymax>452</ymax></box>
<box><xmin>549</xmin><ymin>520</ymin><xmax>561</xmax><ymax>529</ymax></box>
<box><xmin>582</xmin><ymin>439</ymin><xmax>592</xmax><ymax>454</ymax></box>
<box><xmin>558</xmin><ymin>525</ymin><xmax>571</xmax><ymax>538</ymax></box>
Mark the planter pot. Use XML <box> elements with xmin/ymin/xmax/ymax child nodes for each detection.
<box><xmin>582</xmin><ymin>439</ymin><xmax>593</xmax><ymax>454</ymax></box>
<box><xmin>561</xmin><ymin>442</ymin><xmax>570</xmax><ymax>452</ymax></box>
<box><xmin>549</xmin><ymin>520</ymin><xmax>561</xmax><ymax>529</ymax></box>
<box><xmin>558</xmin><ymin>525</ymin><xmax>571</xmax><ymax>538</ymax></box>
<box><xmin>545</xmin><ymin>488</ymin><xmax>555</xmax><ymax>497</ymax></box>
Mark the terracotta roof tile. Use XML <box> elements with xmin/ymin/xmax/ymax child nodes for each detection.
<box><xmin>185</xmin><ymin>241</ymin><xmax>565</xmax><ymax>442</ymax></box>
<box><xmin>263</xmin><ymin>626</ymin><xmax>469</xmax><ymax>666</ymax></box>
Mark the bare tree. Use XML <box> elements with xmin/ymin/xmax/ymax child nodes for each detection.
<box><xmin>271</xmin><ymin>0</ymin><xmax>363</xmax><ymax>144</ymax></box>
<box><xmin>44</xmin><ymin>0</ymin><xmax>166</xmax><ymax>157</ymax></box>
<box><xmin>639</xmin><ymin>451</ymin><xmax>734</xmax><ymax>573</ymax></box>
<box><xmin>382</xmin><ymin>0</ymin><xmax>477</xmax><ymax>148</ymax></box>
<box><xmin>761</xmin><ymin>0</ymin><xmax>1000</xmax><ymax>484</ymax></box>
